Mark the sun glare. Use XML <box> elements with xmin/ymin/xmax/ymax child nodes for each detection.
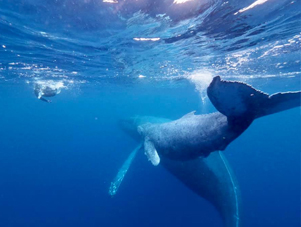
<box><xmin>133</xmin><ymin>38</ymin><xmax>161</xmax><ymax>41</ymax></box>
<box><xmin>173</xmin><ymin>0</ymin><xmax>194</xmax><ymax>4</ymax></box>
<box><xmin>234</xmin><ymin>0</ymin><xmax>268</xmax><ymax>15</ymax></box>
<box><xmin>103</xmin><ymin>0</ymin><xmax>118</xmax><ymax>3</ymax></box>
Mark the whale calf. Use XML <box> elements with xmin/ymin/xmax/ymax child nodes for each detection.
<box><xmin>136</xmin><ymin>76</ymin><xmax>301</xmax><ymax>164</ymax></box>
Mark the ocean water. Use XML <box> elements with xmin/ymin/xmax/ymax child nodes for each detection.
<box><xmin>0</xmin><ymin>0</ymin><xmax>300</xmax><ymax>226</ymax></box>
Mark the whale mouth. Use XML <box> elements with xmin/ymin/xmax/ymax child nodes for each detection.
<box><xmin>118</xmin><ymin>119</ymin><xmax>134</xmax><ymax>131</ymax></box>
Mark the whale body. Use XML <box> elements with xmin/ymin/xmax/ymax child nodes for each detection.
<box><xmin>137</xmin><ymin>76</ymin><xmax>301</xmax><ymax>163</ymax></box>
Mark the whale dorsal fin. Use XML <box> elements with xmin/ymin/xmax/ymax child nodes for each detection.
<box><xmin>144</xmin><ymin>137</ymin><xmax>160</xmax><ymax>166</ymax></box>
<box><xmin>180</xmin><ymin>111</ymin><xmax>196</xmax><ymax>119</ymax></box>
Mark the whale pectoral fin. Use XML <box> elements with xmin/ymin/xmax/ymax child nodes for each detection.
<box><xmin>144</xmin><ymin>138</ymin><xmax>160</xmax><ymax>166</ymax></box>
<box><xmin>108</xmin><ymin>143</ymin><xmax>142</xmax><ymax>196</ymax></box>
<box><xmin>161</xmin><ymin>152</ymin><xmax>241</xmax><ymax>227</ymax></box>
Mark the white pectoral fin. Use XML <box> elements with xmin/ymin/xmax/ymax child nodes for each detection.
<box><xmin>144</xmin><ymin>137</ymin><xmax>160</xmax><ymax>166</ymax></box>
<box><xmin>108</xmin><ymin>143</ymin><xmax>142</xmax><ymax>196</ymax></box>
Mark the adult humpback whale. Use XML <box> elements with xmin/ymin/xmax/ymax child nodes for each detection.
<box><xmin>110</xmin><ymin>76</ymin><xmax>300</xmax><ymax>227</ymax></box>
<box><xmin>116</xmin><ymin>116</ymin><xmax>242</xmax><ymax>227</ymax></box>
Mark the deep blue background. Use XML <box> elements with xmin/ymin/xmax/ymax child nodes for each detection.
<box><xmin>0</xmin><ymin>0</ymin><xmax>300</xmax><ymax>226</ymax></box>
<box><xmin>0</xmin><ymin>80</ymin><xmax>299</xmax><ymax>227</ymax></box>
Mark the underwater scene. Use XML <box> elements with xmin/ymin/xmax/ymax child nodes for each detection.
<box><xmin>0</xmin><ymin>0</ymin><xmax>300</xmax><ymax>226</ymax></box>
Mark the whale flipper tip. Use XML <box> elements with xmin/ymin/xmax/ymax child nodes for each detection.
<box><xmin>144</xmin><ymin>138</ymin><xmax>160</xmax><ymax>166</ymax></box>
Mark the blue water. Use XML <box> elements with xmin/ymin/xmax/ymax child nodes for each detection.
<box><xmin>0</xmin><ymin>0</ymin><xmax>300</xmax><ymax>226</ymax></box>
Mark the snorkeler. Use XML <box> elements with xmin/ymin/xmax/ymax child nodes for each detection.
<box><xmin>34</xmin><ymin>83</ymin><xmax>61</xmax><ymax>103</ymax></box>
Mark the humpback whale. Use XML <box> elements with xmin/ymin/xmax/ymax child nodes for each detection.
<box><xmin>110</xmin><ymin>76</ymin><xmax>300</xmax><ymax>227</ymax></box>
<box><xmin>136</xmin><ymin>76</ymin><xmax>301</xmax><ymax>164</ymax></box>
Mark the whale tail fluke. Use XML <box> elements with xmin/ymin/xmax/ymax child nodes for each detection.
<box><xmin>207</xmin><ymin>76</ymin><xmax>301</xmax><ymax>120</ymax></box>
<box><xmin>254</xmin><ymin>91</ymin><xmax>301</xmax><ymax>118</ymax></box>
